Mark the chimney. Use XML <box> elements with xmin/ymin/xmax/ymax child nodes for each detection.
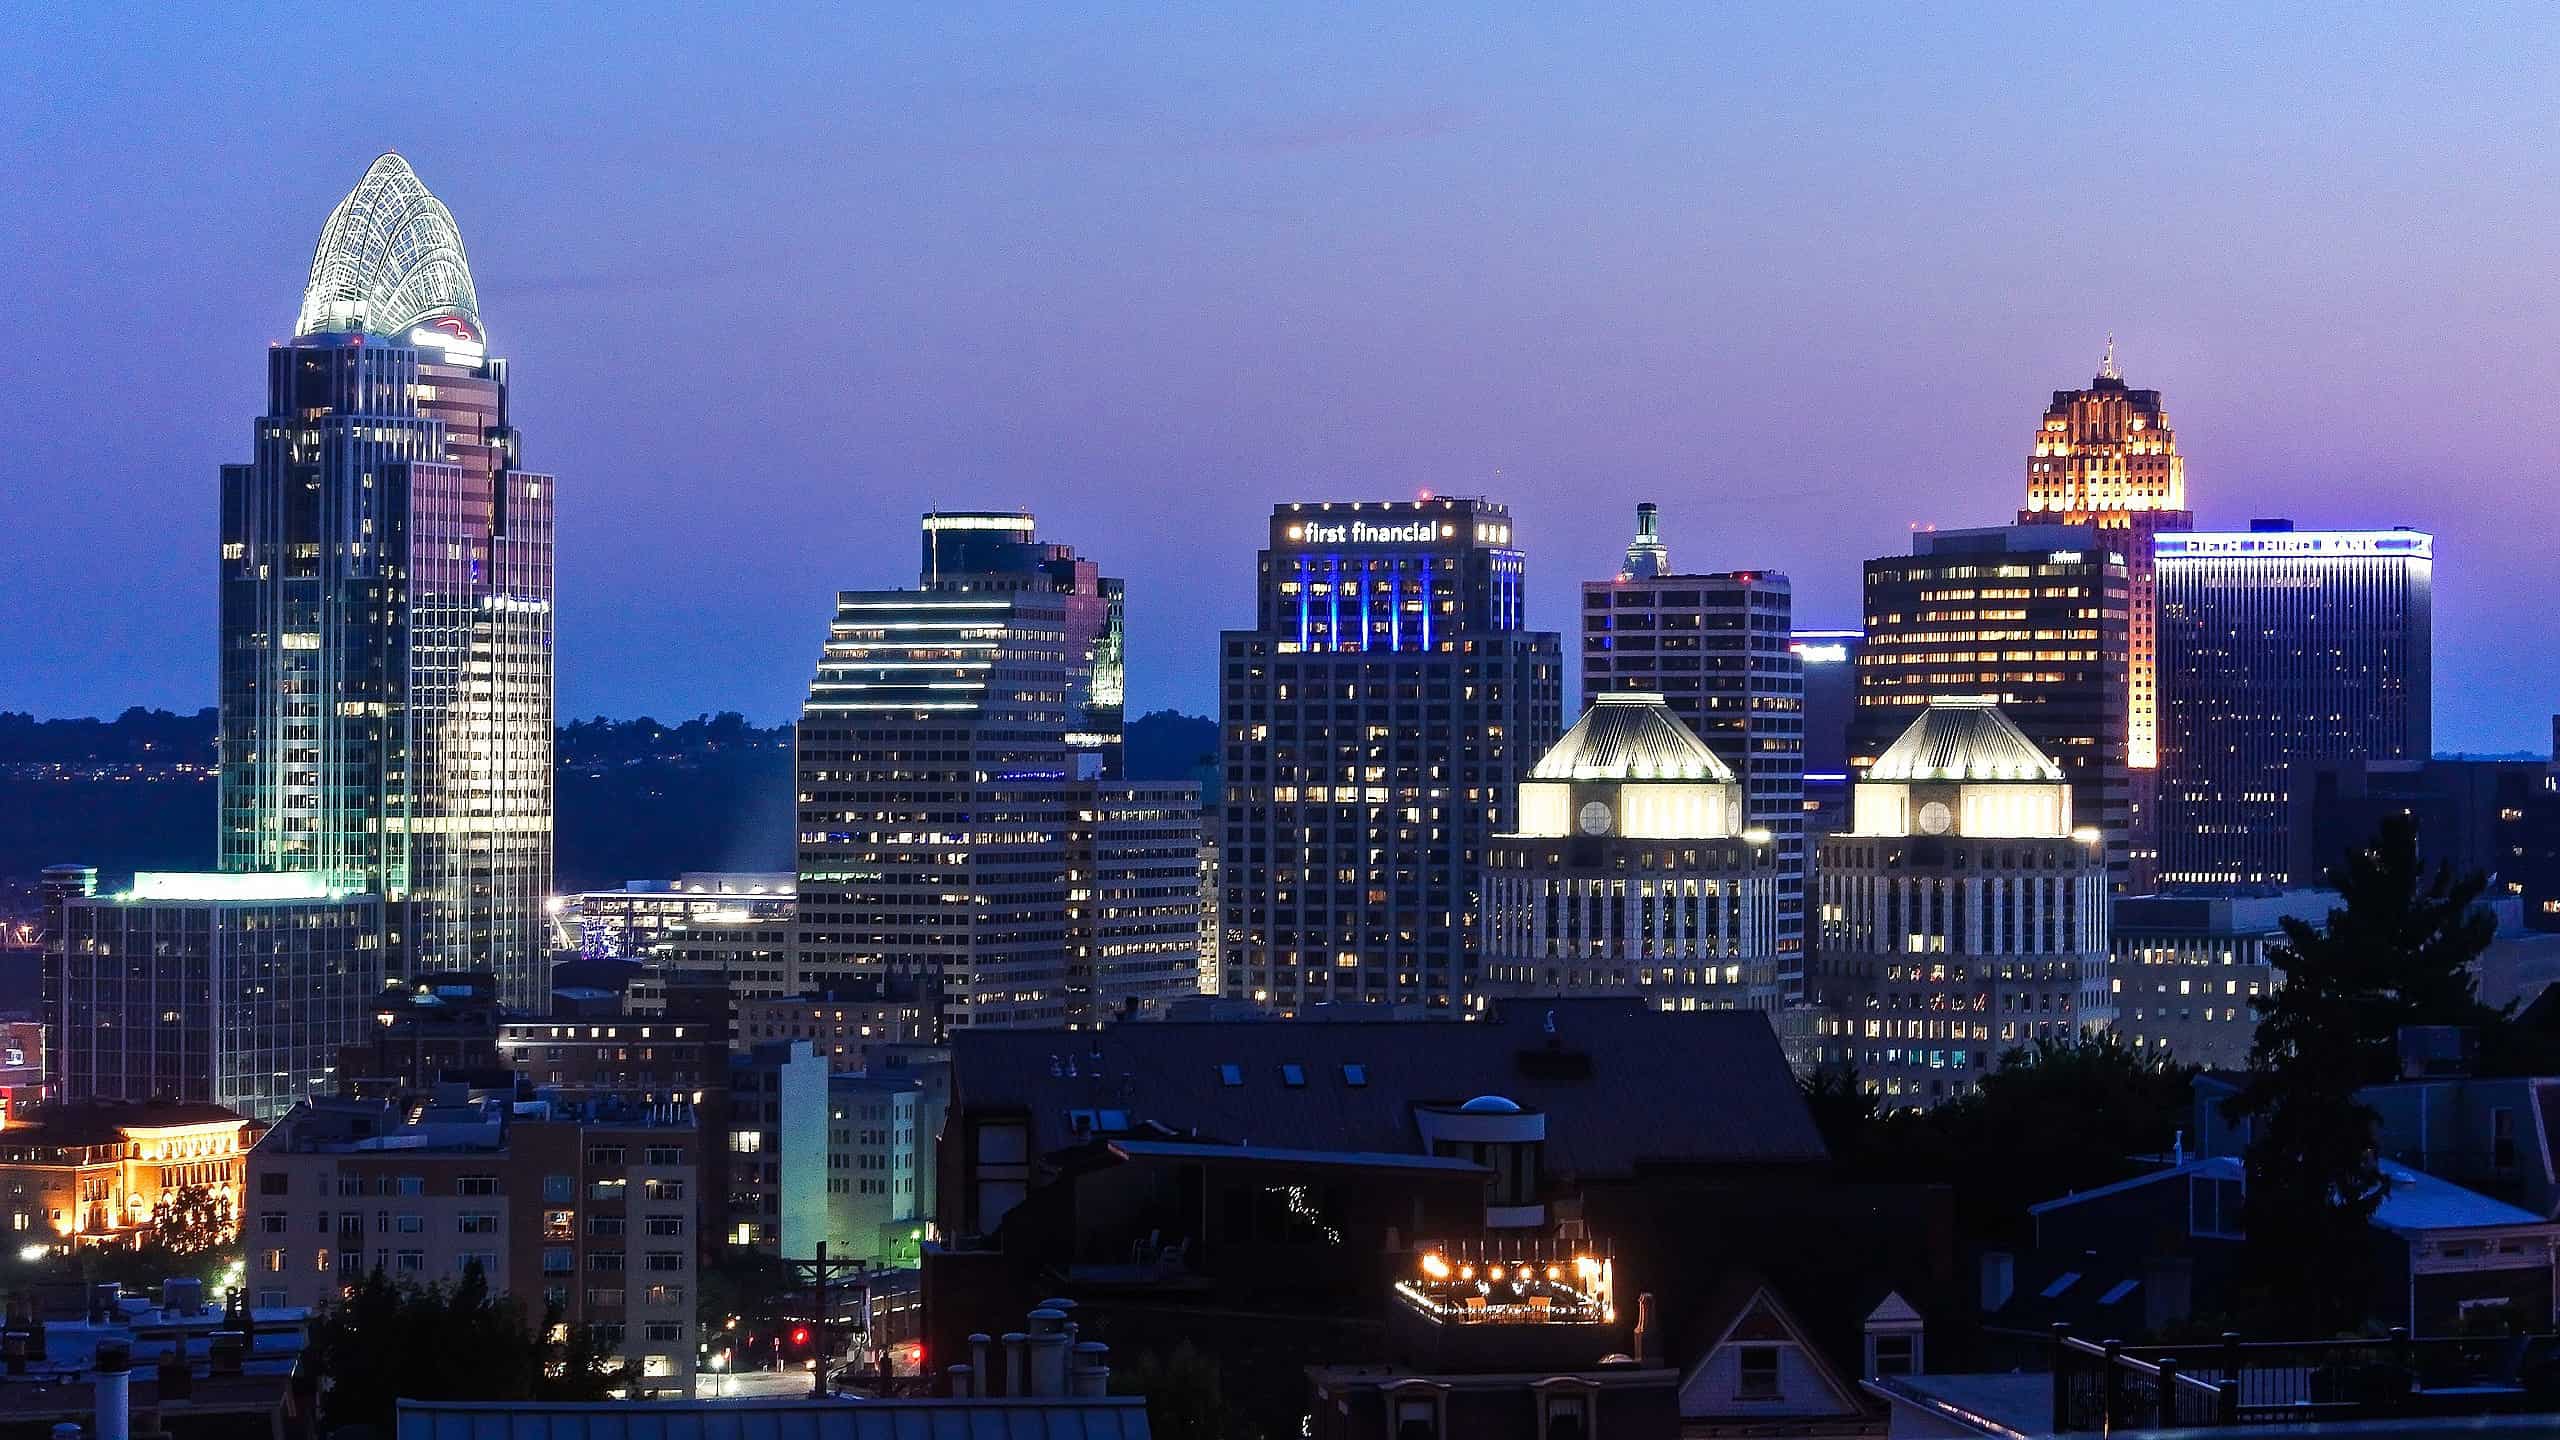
<box><xmin>94</xmin><ymin>1337</ymin><xmax>134</xmax><ymax>1440</ymax></box>
<box><xmin>1981</xmin><ymin>1252</ymin><xmax>2015</xmax><ymax>1313</ymax></box>
<box><xmin>1025</xmin><ymin>1307</ymin><xmax>1071</xmax><ymax>1396</ymax></box>
<box><xmin>1002</xmin><ymin>1331</ymin><xmax>1027</xmax><ymax>1396</ymax></box>
<box><xmin>1633</xmin><ymin>1293</ymin><xmax>1662</xmax><ymax>1366</ymax></box>
<box><xmin>3</xmin><ymin>1330</ymin><xmax>24</xmax><ymax>1376</ymax></box>
<box><xmin>210</xmin><ymin>1330</ymin><xmax>246</xmax><ymax>1375</ymax></box>
<box><xmin>1070</xmin><ymin>1340</ymin><xmax>1111</xmax><ymax>1397</ymax></box>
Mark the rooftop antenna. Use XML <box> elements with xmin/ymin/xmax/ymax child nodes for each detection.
<box><xmin>2099</xmin><ymin>334</ymin><xmax>2120</xmax><ymax>381</ymax></box>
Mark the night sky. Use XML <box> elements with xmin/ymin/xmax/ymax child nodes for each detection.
<box><xmin>6</xmin><ymin>6</ymin><xmax>2554</xmax><ymax>751</ymax></box>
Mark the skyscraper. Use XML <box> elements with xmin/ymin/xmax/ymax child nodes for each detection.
<box><xmin>2156</xmin><ymin>522</ymin><xmax>2434</xmax><ymax>886</ymax></box>
<box><xmin>1807</xmin><ymin>699</ymin><xmax>2113</xmax><ymax>1108</ymax></box>
<box><xmin>1790</xmin><ymin>628</ymin><xmax>1863</xmax><ymax>838</ymax></box>
<box><xmin>1483</xmin><ymin>692</ymin><xmax>1782</xmax><ymax>1010</ymax></box>
<box><xmin>1582</xmin><ymin>506</ymin><xmax>1806</xmax><ymax>987</ymax></box>
<box><xmin>920</xmin><ymin>512</ymin><xmax>1126</xmax><ymax>776</ymax></box>
<box><xmin>2018</xmin><ymin>343</ymin><xmax>2192</xmax><ymax>882</ymax></box>
<box><xmin>1851</xmin><ymin>524</ymin><xmax>2130</xmax><ymax>886</ymax></box>
<box><xmin>794</xmin><ymin>512</ymin><xmax>1192</xmax><ymax>1030</ymax></box>
<box><xmin>1220</xmin><ymin>498</ymin><xmax>1563</xmax><ymax>1012</ymax></box>
<box><xmin>218</xmin><ymin>152</ymin><xmax>553</xmax><ymax>1009</ymax></box>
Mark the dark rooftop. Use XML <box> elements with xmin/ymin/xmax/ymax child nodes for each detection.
<box><xmin>951</xmin><ymin>998</ymin><xmax>1825</xmax><ymax>1173</ymax></box>
<box><xmin>0</xmin><ymin>1101</ymin><xmax>246</xmax><ymax>1150</ymax></box>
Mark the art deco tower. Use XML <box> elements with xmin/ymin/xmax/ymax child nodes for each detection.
<box><xmin>218</xmin><ymin>153</ymin><xmax>554</xmax><ymax>1008</ymax></box>
<box><xmin>2020</xmin><ymin>341</ymin><xmax>2191</xmax><ymax>881</ymax></box>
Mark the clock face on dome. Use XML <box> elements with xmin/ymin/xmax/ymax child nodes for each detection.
<box><xmin>1578</xmin><ymin>801</ymin><xmax>1613</xmax><ymax>836</ymax></box>
<box><xmin>1917</xmin><ymin>800</ymin><xmax>1953</xmax><ymax>835</ymax></box>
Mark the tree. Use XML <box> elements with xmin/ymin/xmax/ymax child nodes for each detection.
<box><xmin>2227</xmin><ymin>812</ymin><xmax>2503</xmax><ymax>1331</ymax></box>
<box><xmin>311</xmin><ymin>1263</ymin><xmax>625</xmax><ymax>1430</ymax></box>
<box><xmin>1110</xmin><ymin>1341</ymin><xmax>1259</xmax><ymax>1440</ymax></box>
<box><xmin>153</xmin><ymin>1184</ymin><xmax>237</xmax><ymax>1255</ymax></box>
<box><xmin>1806</xmin><ymin>1035</ymin><xmax>2194</xmax><ymax>1253</ymax></box>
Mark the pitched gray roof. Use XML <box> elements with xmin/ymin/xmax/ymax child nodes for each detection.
<box><xmin>952</xmin><ymin>999</ymin><xmax>1826</xmax><ymax>1173</ymax></box>
<box><xmin>1867</xmin><ymin>698</ymin><xmax>2062</xmax><ymax>782</ymax></box>
<box><xmin>1532</xmin><ymin>692</ymin><xmax>1734</xmax><ymax>782</ymax></box>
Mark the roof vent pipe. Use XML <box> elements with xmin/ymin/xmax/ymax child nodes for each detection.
<box><xmin>968</xmin><ymin>1333</ymin><xmax>992</xmax><ymax>1397</ymax></box>
<box><xmin>1002</xmin><ymin>1331</ymin><xmax>1028</xmax><ymax>1396</ymax></box>
<box><xmin>94</xmin><ymin>1337</ymin><xmax>134</xmax><ymax>1440</ymax></box>
<box><xmin>1070</xmin><ymin>1340</ymin><xmax>1111</xmax><ymax>1397</ymax></box>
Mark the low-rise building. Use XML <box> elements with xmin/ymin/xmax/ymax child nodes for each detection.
<box><xmin>246</xmin><ymin>1091</ymin><xmax>702</xmax><ymax>1398</ymax></box>
<box><xmin>2106</xmin><ymin>889</ymin><xmax>2335</xmax><ymax>1070</ymax></box>
<box><xmin>735</xmin><ymin>986</ymin><xmax>934</xmax><ymax>1072</ymax></box>
<box><xmin>721</xmin><ymin>1041</ymin><xmax>828</xmax><ymax>1255</ymax></box>
<box><xmin>0</xmin><ymin>1102</ymin><xmax>251</xmax><ymax>1251</ymax></box>
<box><xmin>828</xmin><ymin>1074</ymin><xmax>925</xmax><ymax>1265</ymax></box>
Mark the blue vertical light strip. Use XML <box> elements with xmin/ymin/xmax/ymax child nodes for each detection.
<box><xmin>1360</xmin><ymin>557</ymin><xmax>1374</xmax><ymax>651</ymax></box>
<box><xmin>1328</xmin><ymin>555</ymin><xmax>1342</xmax><ymax>652</ymax></box>
<box><xmin>1421</xmin><ymin>555</ymin><xmax>1435</xmax><ymax>650</ymax></box>
<box><xmin>1391</xmin><ymin>558</ymin><xmax>1403</xmax><ymax>651</ymax></box>
<box><xmin>1295</xmin><ymin>555</ymin><xmax>1310</xmax><ymax>648</ymax></box>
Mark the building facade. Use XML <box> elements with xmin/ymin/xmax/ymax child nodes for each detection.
<box><xmin>826</xmin><ymin>1073</ymin><xmax>924</xmax><ymax>1265</ymax></box>
<box><xmin>793</xmin><ymin>514</ymin><xmax>1097</xmax><ymax>1030</ymax></box>
<box><xmin>1791</xmin><ymin>628</ymin><xmax>1863</xmax><ymax>840</ymax></box>
<box><xmin>1484</xmin><ymin>693</ymin><xmax>1782</xmax><ymax>1011</ymax></box>
<box><xmin>221</xmin><ymin>153</ymin><xmax>553</xmax><ymax>1008</ymax></box>
<box><xmin>1852</xmin><ymin>524</ymin><xmax>2130</xmax><ymax>886</ymax></box>
<box><xmin>0</xmin><ymin>1102</ymin><xmax>251</xmax><ymax>1253</ymax></box>
<box><xmin>2107</xmin><ymin>890</ymin><xmax>2336</xmax><ymax>1070</ymax></box>
<box><xmin>2291</xmin><ymin>756</ymin><xmax>2560</xmax><ymax>930</ymax></box>
<box><xmin>53</xmin><ymin>874</ymin><xmax>384</xmax><ymax>1120</ymax></box>
<box><xmin>2157</xmin><ymin>523</ymin><xmax>2434</xmax><ymax>886</ymax></box>
<box><xmin>247</xmin><ymin>1094</ymin><xmax>699</xmax><ymax>1397</ymax></box>
<box><xmin>1810</xmin><ymin>699</ymin><xmax>2113</xmax><ymax>1108</ymax></box>
<box><xmin>1064</xmin><ymin>781</ymin><xmax>1204</xmax><ymax>1024</ymax></box>
<box><xmin>1582</xmin><ymin>506</ymin><xmax>1806</xmax><ymax>988</ymax></box>
<box><xmin>1220</xmin><ymin>498</ymin><xmax>1563</xmax><ymax>1012</ymax></box>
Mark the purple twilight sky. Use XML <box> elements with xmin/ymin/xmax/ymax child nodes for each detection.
<box><xmin>4</xmin><ymin>5</ymin><xmax>2554</xmax><ymax>751</ymax></box>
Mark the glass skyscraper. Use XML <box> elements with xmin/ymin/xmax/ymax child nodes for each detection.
<box><xmin>2156</xmin><ymin>522</ymin><xmax>2433</xmax><ymax>886</ymax></box>
<box><xmin>218</xmin><ymin>153</ymin><xmax>554</xmax><ymax>1008</ymax></box>
<box><xmin>794</xmin><ymin>513</ymin><xmax>1192</xmax><ymax>1030</ymax></box>
<box><xmin>1219</xmin><ymin>498</ymin><xmax>1563</xmax><ymax>1012</ymax></box>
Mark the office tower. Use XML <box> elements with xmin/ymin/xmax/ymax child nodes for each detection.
<box><xmin>1583</xmin><ymin>506</ymin><xmax>1806</xmax><ymax>989</ymax></box>
<box><xmin>2156</xmin><ymin>522</ymin><xmax>2434</xmax><ymax>885</ymax></box>
<box><xmin>54</xmin><ymin>873</ymin><xmax>384</xmax><ymax>1120</ymax></box>
<box><xmin>1220</xmin><ymin>498</ymin><xmax>1563</xmax><ymax>1012</ymax></box>
<box><xmin>1064</xmin><ymin>782</ymin><xmax>1205</xmax><ymax>1023</ymax></box>
<box><xmin>1810</xmin><ymin>699</ymin><xmax>2112</xmax><ymax>1108</ymax></box>
<box><xmin>795</xmin><ymin>512</ymin><xmax>1195</xmax><ymax>1031</ymax></box>
<box><xmin>921</xmin><ymin>511</ymin><xmax>1126</xmax><ymax>777</ymax></box>
<box><xmin>1790</xmin><ymin>629</ymin><xmax>1864</xmax><ymax>838</ymax></box>
<box><xmin>219</xmin><ymin>153</ymin><xmax>553</xmax><ymax>1008</ymax></box>
<box><xmin>1852</xmin><ymin>524</ymin><xmax>2130</xmax><ymax>886</ymax></box>
<box><xmin>1483</xmin><ymin>692</ymin><xmax>1782</xmax><ymax>1010</ymax></box>
<box><xmin>2018</xmin><ymin>344</ymin><xmax>2193</xmax><ymax>881</ymax></box>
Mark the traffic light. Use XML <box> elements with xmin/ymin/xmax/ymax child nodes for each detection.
<box><xmin>789</xmin><ymin>1326</ymin><xmax>812</xmax><ymax>1350</ymax></box>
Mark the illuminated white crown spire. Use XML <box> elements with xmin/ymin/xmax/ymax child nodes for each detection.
<box><xmin>295</xmin><ymin>153</ymin><xmax>484</xmax><ymax>343</ymax></box>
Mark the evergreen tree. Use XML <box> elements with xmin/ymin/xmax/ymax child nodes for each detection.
<box><xmin>2228</xmin><ymin>812</ymin><xmax>2502</xmax><ymax>1330</ymax></box>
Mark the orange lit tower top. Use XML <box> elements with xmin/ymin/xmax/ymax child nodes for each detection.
<box><xmin>2023</xmin><ymin>336</ymin><xmax>2185</xmax><ymax>515</ymax></box>
<box><xmin>2020</xmin><ymin>341</ymin><xmax>2192</xmax><ymax>815</ymax></box>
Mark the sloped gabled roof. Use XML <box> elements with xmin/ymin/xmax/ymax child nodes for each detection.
<box><xmin>1867</xmin><ymin>698</ymin><xmax>2063</xmax><ymax>782</ymax></box>
<box><xmin>1531</xmin><ymin>692</ymin><xmax>1734</xmax><ymax>782</ymax></box>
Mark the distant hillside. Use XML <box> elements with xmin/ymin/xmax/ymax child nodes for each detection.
<box><xmin>1125</xmin><ymin>709</ymin><xmax>1221</xmax><ymax>804</ymax></box>
<box><xmin>1</xmin><ymin>706</ymin><xmax>1217</xmax><ymax>899</ymax></box>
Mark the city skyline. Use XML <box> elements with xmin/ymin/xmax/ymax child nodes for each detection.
<box><xmin>7</xmin><ymin>8</ymin><xmax>2556</xmax><ymax>753</ymax></box>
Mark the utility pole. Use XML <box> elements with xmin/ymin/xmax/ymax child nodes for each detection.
<box><xmin>781</xmin><ymin>1240</ymin><xmax>867</xmax><ymax>1398</ymax></box>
